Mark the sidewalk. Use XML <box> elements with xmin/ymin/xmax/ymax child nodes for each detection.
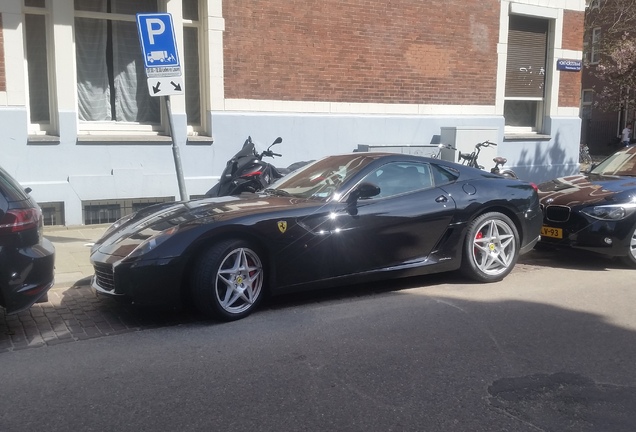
<box><xmin>44</xmin><ymin>224</ymin><xmax>109</xmax><ymax>289</ymax></box>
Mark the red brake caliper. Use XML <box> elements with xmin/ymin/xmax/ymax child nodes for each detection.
<box><xmin>474</xmin><ymin>231</ymin><xmax>483</xmax><ymax>257</ymax></box>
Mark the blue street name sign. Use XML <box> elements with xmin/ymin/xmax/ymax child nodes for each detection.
<box><xmin>556</xmin><ymin>59</ymin><xmax>582</xmax><ymax>72</ymax></box>
<box><xmin>136</xmin><ymin>13</ymin><xmax>181</xmax><ymax>70</ymax></box>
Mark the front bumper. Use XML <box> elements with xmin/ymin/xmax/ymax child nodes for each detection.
<box><xmin>90</xmin><ymin>254</ymin><xmax>185</xmax><ymax>308</ymax></box>
<box><xmin>539</xmin><ymin>210</ymin><xmax>635</xmax><ymax>257</ymax></box>
<box><xmin>0</xmin><ymin>238</ymin><xmax>55</xmax><ymax>314</ymax></box>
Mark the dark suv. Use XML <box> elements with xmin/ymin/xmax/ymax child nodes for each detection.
<box><xmin>0</xmin><ymin>165</ymin><xmax>55</xmax><ymax>314</ymax></box>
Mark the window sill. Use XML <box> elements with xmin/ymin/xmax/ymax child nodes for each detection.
<box><xmin>504</xmin><ymin>133</ymin><xmax>551</xmax><ymax>141</ymax></box>
<box><xmin>28</xmin><ymin>135</ymin><xmax>61</xmax><ymax>145</ymax></box>
<box><xmin>76</xmin><ymin>135</ymin><xmax>173</xmax><ymax>145</ymax></box>
<box><xmin>187</xmin><ymin>136</ymin><xmax>214</xmax><ymax>145</ymax></box>
<box><xmin>75</xmin><ymin>135</ymin><xmax>214</xmax><ymax>145</ymax></box>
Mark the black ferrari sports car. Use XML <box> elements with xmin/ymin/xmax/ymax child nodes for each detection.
<box><xmin>538</xmin><ymin>145</ymin><xmax>636</xmax><ymax>267</ymax></box>
<box><xmin>90</xmin><ymin>152</ymin><xmax>542</xmax><ymax>321</ymax></box>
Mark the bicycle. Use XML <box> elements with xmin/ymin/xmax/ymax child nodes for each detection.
<box><xmin>579</xmin><ymin>143</ymin><xmax>592</xmax><ymax>164</ymax></box>
<box><xmin>457</xmin><ymin>141</ymin><xmax>518</xmax><ymax>179</ymax></box>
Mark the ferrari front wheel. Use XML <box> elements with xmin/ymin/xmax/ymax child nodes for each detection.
<box><xmin>461</xmin><ymin>212</ymin><xmax>519</xmax><ymax>283</ymax></box>
<box><xmin>191</xmin><ymin>240</ymin><xmax>265</xmax><ymax>321</ymax></box>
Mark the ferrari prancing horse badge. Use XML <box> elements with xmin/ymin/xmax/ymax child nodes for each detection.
<box><xmin>277</xmin><ymin>221</ymin><xmax>287</xmax><ymax>233</ymax></box>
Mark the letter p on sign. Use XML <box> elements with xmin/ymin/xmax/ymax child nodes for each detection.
<box><xmin>146</xmin><ymin>18</ymin><xmax>165</xmax><ymax>44</ymax></box>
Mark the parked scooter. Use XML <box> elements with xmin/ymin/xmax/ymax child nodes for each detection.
<box><xmin>455</xmin><ymin>140</ymin><xmax>518</xmax><ymax>179</ymax></box>
<box><xmin>205</xmin><ymin>136</ymin><xmax>310</xmax><ymax>197</ymax></box>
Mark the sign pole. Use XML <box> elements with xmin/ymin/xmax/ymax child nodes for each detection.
<box><xmin>164</xmin><ymin>96</ymin><xmax>188</xmax><ymax>201</ymax></box>
<box><xmin>136</xmin><ymin>13</ymin><xmax>188</xmax><ymax>201</ymax></box>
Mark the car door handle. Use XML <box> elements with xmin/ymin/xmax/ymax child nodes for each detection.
<box><xmin>435</xmin><ymin>195</ymin><xmax>448</xmax><ymax>203</ymax></box>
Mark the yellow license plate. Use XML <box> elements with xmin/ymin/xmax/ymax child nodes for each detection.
<box><xmin>541</xmin><ymin>226</ymin><xmax>563</xmax><ymax>239</ymax></box>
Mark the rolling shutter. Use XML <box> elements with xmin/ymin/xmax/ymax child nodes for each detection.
<box><xmin>505</xmin><ymin>15</ymin><xmax>548</xmax><ymax>99</ymax></box>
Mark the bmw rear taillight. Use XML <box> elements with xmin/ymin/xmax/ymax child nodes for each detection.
<box><xmin>0</xmin><ymin>208</ymin><xmax>42</xmax><ymax>235</ymax></box>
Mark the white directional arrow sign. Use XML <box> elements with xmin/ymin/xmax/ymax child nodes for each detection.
<box><xmin>146</xmin><ymin>76</ymin><xmax>184</xmax><ymax>97</ymax></box>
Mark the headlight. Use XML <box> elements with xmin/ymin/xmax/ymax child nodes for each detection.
<box><xmin>581</xmin><ymin>203</ymin><xmax>636</xmax><ymax>220</ymax></box>
<box><xmin>128</xmin><ymin>226</ymin><xmax>179</xmax><ymax>258</ymax></box>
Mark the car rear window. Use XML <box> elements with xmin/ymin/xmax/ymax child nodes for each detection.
<box><xmin>0</xmin><ymin>166</ymin><xmax>30</xmax><ymax>202</ymax></box>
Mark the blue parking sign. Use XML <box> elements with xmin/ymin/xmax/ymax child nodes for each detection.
<box><xmin>136</xmin><ymin>13</ymin><xmax>180</xmax><ymax>69</ymax></box>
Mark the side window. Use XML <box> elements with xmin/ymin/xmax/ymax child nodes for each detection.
<box><xmin>362</xmin><ymin>162</ymin><xmax>433</xmax><ymax>199</ymax></box>
<box><xmin>431</xmin><ymin>164</ymin><xmax>459</xmax><ymax>186</ymax></box>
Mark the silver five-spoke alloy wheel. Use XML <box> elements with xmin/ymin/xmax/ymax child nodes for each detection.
<box><xmin>192</xmin><ymin>239</ymin><xmax>265</xmax><ymax>321</ymax></box>
<box><xmin>215</xmin><ymin>247</ymin><xmax>263</xmax><ymax>314</ymax></box>
<box><xmin>471</xmin><ymin>218</ymin><xmax>516</xmax><ymax>276</ymax></box>
<box><xmin>461</xmin><ymin>212</ymin><xmax>520</xmax><ymax>282</ymax></box>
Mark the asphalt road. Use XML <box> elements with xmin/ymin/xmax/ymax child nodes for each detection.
<box><xmin>1</xmin><ymin>248</ymin><xmax>635</xmax><ymax>432</ymax></box>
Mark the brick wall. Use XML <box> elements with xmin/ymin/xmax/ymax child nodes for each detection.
<box><xmin>0</xmin><ymin>15</ymin><xmax>5</xmax><ymax>92</ymax></box>
<box><xmin>223</xmin><ymin>0</ymin><xmax>500</xmax><ymax>105</ymax></box>
<box><xmin>559</xmin><ymin>10</ymin><xmax>585</xmax><ymax>107</ymax></box>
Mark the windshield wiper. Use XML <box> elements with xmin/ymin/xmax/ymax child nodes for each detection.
<box><xmin>264</xmin><ymin>188</ymin><xmax>293</xmax><ymax>197</ymax></box>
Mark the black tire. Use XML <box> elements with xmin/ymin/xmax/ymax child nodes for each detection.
<box><xmin>461</xmin><ymin>212</ymin><xmax>520</xmax><ymax>282</ymax></box>
<box><xmin>620</xmin><ymin>225</ymin><xmax>636</xmax><ymax>269</ymax></box>
<box><xmin>191</xmin><ymin>240</ymin><xmax>265</xmax><ymax>321</ymax></box>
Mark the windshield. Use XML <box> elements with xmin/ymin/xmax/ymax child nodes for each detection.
<box><xmin>267</xmin><ymin>154</ymin><xmax>378</xmax><ymax>199</ymax></box>
<box><xmin>590</xmin><ymin>150</ymin><xmax>636</xmax><ymax>177</ymax></box>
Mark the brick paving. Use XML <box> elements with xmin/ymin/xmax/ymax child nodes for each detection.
<box><xmin>0</xmin><ymin>225</ymin><xmax>195</xmax><ymax>353</ymax></box>
<box><xmin>0</xmin><ymin>283</ymin><xmax>195</xmax><ymax>353</ymax></box>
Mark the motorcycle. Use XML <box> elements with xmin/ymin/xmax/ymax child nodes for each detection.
<box><xmin>455</xmin><ymin>140</ymin><xmax>518</xmax><ymax>179</ymax></box>
<box><xmin>205</xmin><ymin>136</ymin><xmax>310</xmax><ymax>197</ymax></box>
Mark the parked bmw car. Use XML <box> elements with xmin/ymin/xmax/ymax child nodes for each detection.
<box><xmin>538</xmin><ymin>145</ymin><xmax>636</xmax><ymax>267</ymax></box>
<box><xmin>0</xmin><ymin>165</ymin><xmax>55</xmax><ymax>314</ymax></box>
<box><xmin>90</xmin><ymin>152</ymin><xmax>542</xmax><ymax>321</ymax></box>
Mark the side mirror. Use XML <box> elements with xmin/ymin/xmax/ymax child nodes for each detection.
<box><xmin>273</xmin><ymin>137</ymin><xmax>283</xmax><ymax>145</ymax></box>
<box><xmin>24</xmin><ymin>187</ymin><xmax>32</xmax><ymax>194</ymax></box>
<box><xmin>347</xmin><ymin>182</ymin><xmax>380</xmax><ymax>205</ymax></box>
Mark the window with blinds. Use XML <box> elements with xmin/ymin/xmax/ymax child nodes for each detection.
<box><xmin>504</xmin><ymin>15</ymin><xmax>549</xmax><ymax>132</ymax></box>
<box><xmin>505</xmin><ymin>15</ymin><xmax>548</xmax><ymax>99</ymax></box>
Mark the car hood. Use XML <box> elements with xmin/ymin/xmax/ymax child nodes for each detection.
<box><xmin>92</xmin><ymin>194</ymin><xmax>320</xmax><ymax>258</ymax></box>
<box><xmin>538</xmin><ymin>174</ymin><xmax>636</xmax><ymax>207</ymax></box>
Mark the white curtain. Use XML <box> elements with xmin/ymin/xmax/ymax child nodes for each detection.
<box><xmin>75</xmin><ymin>0</ymin><xmax>159</xmax><ymax>123</ymax></box>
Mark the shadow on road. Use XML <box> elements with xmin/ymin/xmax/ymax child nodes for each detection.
<box><xmin>519</xmin><ymin>246</ymin><xmax>627</xmax><ymax>271</ymax></box>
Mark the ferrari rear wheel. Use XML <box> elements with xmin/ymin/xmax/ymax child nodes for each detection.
<box><xmin>191</xmin><ymin>240</ymin><xmax>265</xmax><ymax>321</ymax></box>
<box><xmin>461</xmin><ymin>212</ymin><xmax>519</xmax><ymax>283</ymax></box>
<box><xmin>620</xmin><ymin>226</ymin><xmax>636</xmax><ymax>268</ymax></box>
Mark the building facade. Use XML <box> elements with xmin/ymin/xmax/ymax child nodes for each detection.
<box><xmin>1</xmin><ymin>0</ymin><xmax>585</xmax><ymax>226</ymax></box>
